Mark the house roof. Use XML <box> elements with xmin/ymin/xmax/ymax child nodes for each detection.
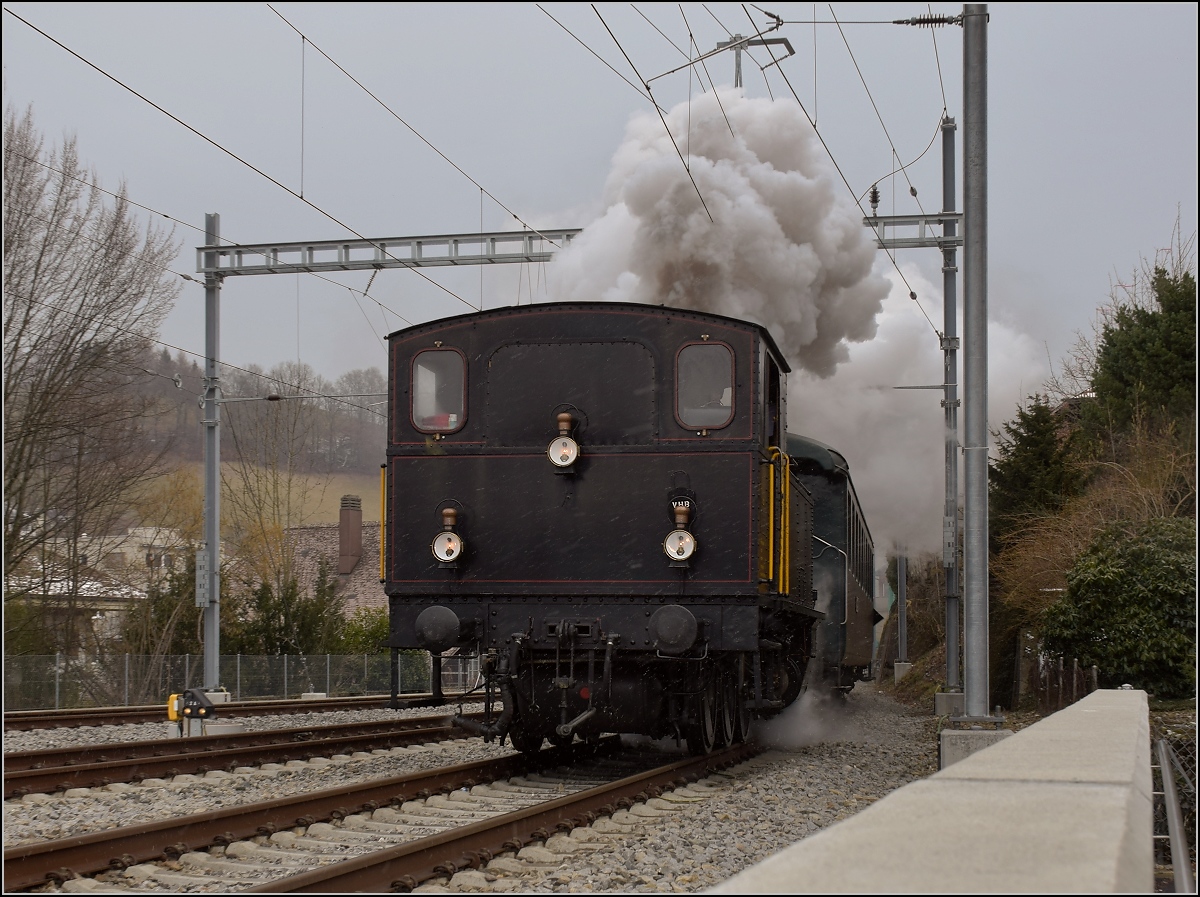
<box><xmin>7</xmin><ymin>569</ymin><xmax>146</xmax><ymax>605</ymax></box>
<box><xmin>287</xmin><ymin>522</ymin><xmax>385</xmax><ymax>618</ymax></box>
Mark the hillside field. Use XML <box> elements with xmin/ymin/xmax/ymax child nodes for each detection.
<box><xmin>177</xmin><ymin>463</ymin><xmax>383</xmax><ymax>525</ymax></box>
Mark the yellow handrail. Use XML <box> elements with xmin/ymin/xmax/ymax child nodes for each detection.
<box><xmin>766</xmin><ymin>448</ymin><xmax>791</xmax><ymax>596</ymax></box>
<box><xmin>767</xmin><ymin>451</ymin><xmax>776</xmax><ymax>583</ymax></box>
<box><xmin>780</xmin><ymin>452</ymin><xmax>790</xmax><ymax>596</ymax></box>
<box><xmin>379</xmin><ymin>463</ymin><xmax>386</xmax><ymax>582</ymax></box>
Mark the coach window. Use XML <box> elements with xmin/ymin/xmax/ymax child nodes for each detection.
<box><xmin>412</xmin><ymin>349</ymin><xmax>465</xmax><ymax>433</ymax></box>
<box><xmin>676</xmin><ymin>343</ymin><xmax>733</xmax><ymax>429</ymax></box>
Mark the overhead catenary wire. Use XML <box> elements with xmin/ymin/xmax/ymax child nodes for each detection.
<box><xmin>778</xmin><ymin>16</ymin><xmax>898</xmax><ymax>24</ymax></box>
<box><xmin>628</xmin><ymin>1</ymin><xmax>744</xmax><ymax>126</ymax></box>
<box><xmin>743</xmin><ymin>9</ymin><xmax>941</xmax><ymax>339</ymax></box>
<box><xmin>16</xmin><ymin>204</ymin><xmax>214</xmax><ymax>294</ymax></box>
<box><xmin>266</xmin><ymin>5</ymin><xmax>570</xmax><ymax>252</ymax></box>
<box><xmin>10</xmin><ymin>150</ymin><xmax>413</xmax><ymax>328</ymax></box>
<box><xmin>680</xmin><ymin>4</ymin><xmax>740</xmax><ymax>139</ymax></box>
<box><xmin>632</xmin><ymin>4</ymin><xmax>703</xmax><ymax>85</ymax></box>
<box><xmin>299</xmin><ymin>34</ymin><xmax>306</xmax><ymax>198</ymax></box>
<box><xmin>730</xmin><ymin>6</ymin><xmax>791</xmax><ymax>101</ymax></box>
<box><xmin>856</xmin><ymin>119</ymin><xmax>943</xmax><ymax>206</ymax></box>
<box><xmin>9</xmin><ymin>163</ymin><xmax>396</xmax><ymax>403</ymax></box>
<box><xmin>538</xmin><ymin>2</ymin><xmax>938</xmax><ymax>338</ymax></box>
<box><xmin>928</xmin><ymin>4</ymin><xmax>949</xmax><ymax>112</ymax></box>
<box><xmin>702</xmin><ymin>3</ymin><xmax>780</xmax><ymax>93</ymax></box>
<box><xmin>830</xmin><ymin>5</ymin><xmax>928</xmax><ymax>217</ymax></box>
<box><xmin>537</xmin><ymin>4</ymin><xmax>664</xmax><ymax>112</ymax></box>
<box><xmin>3</xmin><ymin>6</ymin><xmax>477</xmax><ymax>314</ymax></box>
<box><xmin>9</xmin><ymin>288</ymin><xmax>387</xmax><ymax>418</ymax></box>
<box><xmin>592</xmin><ymin>3</ymin><xmax>714</xmax><ymax>223</ymax></box>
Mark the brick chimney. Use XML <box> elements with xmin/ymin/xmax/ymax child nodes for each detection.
<box><xmin>338</xmin><ymin>495</ymin><xmax>363</xmax><ymax>574</ymax></box>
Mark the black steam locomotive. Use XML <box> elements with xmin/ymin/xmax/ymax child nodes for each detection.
<box><xmin>384</xmin><ymin>302</ymin><xmax>876</xmax><ymax>754</ymax></box>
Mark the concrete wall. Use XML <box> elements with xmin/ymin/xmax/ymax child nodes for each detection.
<box><xmin>711</xmin><ymin>689</ymin><xmax>1152</xmax><ymax>893</ymax></box>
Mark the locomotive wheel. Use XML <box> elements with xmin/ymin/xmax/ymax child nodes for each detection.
<box><xmin>685</xmin><ymin>677</ymin><xmax>717</xmax><ymax>755</ymax></box>
<box><xmin>507</xmin><ymin>723</ymin><xmax>545</xmax><ymax>754</ymax></box>
<box><xmin>549</xmin><ymin>731</ymin><xmax>574</xmax><ymax>748</ymax></box>
<box><xmin>733</xmin><ymin>656</ymin><xmax>752</xmax><ymax>744</ymax></box>
<box><xmin>780</xmin><ymin>654</ymin><xmax>806</xmax><ymax>707</ymax></box>
<box><xmin>716</xmin><ymin>666</ymin><xmax>736</xmax><ymax>748</ymax></box>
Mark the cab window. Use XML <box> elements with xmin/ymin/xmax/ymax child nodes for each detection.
<box><xmin>412</xmin><ymin>349</ymin><xmax>465</xmax><ymax>432</ymax></box>
<box><xmin>676</xmin><ymin>343</ymin><xmax>733</xmax><ymax>429</ymax></box>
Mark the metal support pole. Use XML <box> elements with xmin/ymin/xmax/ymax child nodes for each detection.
<box><xmin>391</xmin><ymin>647</ymin><xmax>400</xmax><ymax>704</ymax></box>
<box><xmin>941</xmin><ymin>115</ymin><xmax>962</xmax><ymax>694</ymax></box>
<box><xmin>124</xmin><ymin>653</ymin><xmax>129</xmax><ymax>706</ymax></box>
<box><xmin>897</xmin><ymin>555</ymin><xmax>908</xmax><ymax>663</ymax></box>
<box><xmin>432</xmin><ymin>653</ymin><xmax>444</xmax><ymax>701</ymax></box>
<box><xmin>962</xmin><ymin>4</ymin><xmax>990</xmax><ymax>719</ymax></box>
<box><xmin>202</xmin><ymin>213</ymin><xmax>222</xmax><ymax>691</ymax></box>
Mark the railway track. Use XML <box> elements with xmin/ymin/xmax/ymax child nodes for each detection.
<box><xmin>4</xmin><ymin>738</ymin><xmax>759</xmax><ymax>892</ymax></box>
<box><xmin>4</xmin><ymin>711</ymin><xmax>485</xmax><ymax>798</ymax></box>
<box><xmin>2</xmin><ymin>693</ymin><xmax>427</xmax><ymax>731</ymax></box>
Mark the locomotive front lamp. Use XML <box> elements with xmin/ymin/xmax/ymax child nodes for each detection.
<box><xmin>547</xmin><ymin>411</ymin><xmax>580</xmax><ymax>470</ymax></box>
<box><xmin>432</xmin><ymin>507</ymin><xmax>464</xmax><ymax>564</ymax></box>
<box><xmin>663</xmin><ymin>502</ymin><xmax>697</xmax><ymax>565</ymax></box>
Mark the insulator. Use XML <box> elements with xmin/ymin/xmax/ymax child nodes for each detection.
<box><xmin>869</xmin><ymin>184</ymin><xmax>880</xmax><ymax>212</ymax></box>
<box><xmin>893</xmin><ymin>14</ymin><xmax>960</xmax><ymax>28</ymax></box>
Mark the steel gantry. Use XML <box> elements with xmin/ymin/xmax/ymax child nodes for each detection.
<box><xmin>196</xmin><ymin>229</ymin><xmax>581</xmax><ymax>278</ymax></box>
<box><xmin>195</xmin><ymin>223</ymin><xmax>580</xmax><ymax>692</ymax></box>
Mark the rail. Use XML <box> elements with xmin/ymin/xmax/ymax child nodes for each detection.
<box><xmin>4</xmin><ymin>713</ymin><xmax>484</xmax><ymax>797</ymax></box>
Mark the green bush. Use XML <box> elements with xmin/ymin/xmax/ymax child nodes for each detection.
<box><xmin>340</xmin><ymin>606</ymin><xmax>390</xmax><ymax>655</ymax></box>
<box><xmin>1042</xmin><ymin>517</ymin><xmax>1196</xmax><ymax>698</ymax></box>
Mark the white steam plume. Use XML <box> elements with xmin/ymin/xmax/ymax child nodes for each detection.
<box><xmin>548</xmin><ymin>90</ymin><xmax>1048</xmax><ymax>559</ymax></box>
<box><xmin>791</xmin><ymin>265</ymin><xmax>1048</xmax><ymax>559</ymax></box>
<box><xmin>549</xmin><ymin>90</ymin><xmax>890</xmax><ymax>377</ymax></box>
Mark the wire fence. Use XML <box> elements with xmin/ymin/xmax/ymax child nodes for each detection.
<box><xmin>2</xmin><ymin>652</ymin><xmax>478</xmax><ymax>710</ymax></box>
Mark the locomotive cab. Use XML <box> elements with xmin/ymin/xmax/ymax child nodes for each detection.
<box><xmin>384</xmin><ymin>303</ymin><xmax>853</xmax><ymax>753</ymax></box>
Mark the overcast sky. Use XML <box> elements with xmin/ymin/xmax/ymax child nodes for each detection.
<box><xmin>4</xmin><ymin>2</ymin><xmax>1196</xmax><ymax>554</ymax></box>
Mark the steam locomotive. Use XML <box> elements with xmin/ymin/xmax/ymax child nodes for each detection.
<box><xmin>383</xmin><ymin>302</ymin><xmax>876</xmax><ymax>753</ymax></box>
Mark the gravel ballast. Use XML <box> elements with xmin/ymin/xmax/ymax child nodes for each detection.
<box><xmin>4</xmin><ymin>684</ymin><xmax>939</xmax><ymax>892</ymax></box>
<box><xmin>508</xmin><ymin>681</ymin><xmax>939</xmax><ymax>893</ymax></box>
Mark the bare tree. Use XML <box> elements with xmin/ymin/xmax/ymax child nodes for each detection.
<box><xmin>332</xmin><ymin>367</ymin><xmax>387</xmax><ymax>471</ymax></box>
<box><xmin>1045</xmin><ymin>217</ymin><xmax>1196</xmax><ymax>407</ymax></box>
<box><xmin>3</xmin><ymin>105</ymin><xmax>182</xmax><ymax>653</ymax></box>
<box><xmin>992</xmin><ymin>415</ymin><xmax>1196</xmax><ymax>627</ymax></box>
<box><xmin>221</xmin><ymin>361</ymin><xmax>330</xmax><ymax>598</ymax></box>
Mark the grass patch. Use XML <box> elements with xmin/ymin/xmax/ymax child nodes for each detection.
<box><xmin>877</xmin><ymin>648</ymin><xmax>944</xmax><ymax>709</ymax></box>
<box><xmin>176</xmin><ymin>462</ymin><xmax>382</xmax><ymax>524</ymax></box>
<box><xmin>1149</xmin><ymin>696</ymin><xmax>1197</xmax><ymax>713</ymax></box>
